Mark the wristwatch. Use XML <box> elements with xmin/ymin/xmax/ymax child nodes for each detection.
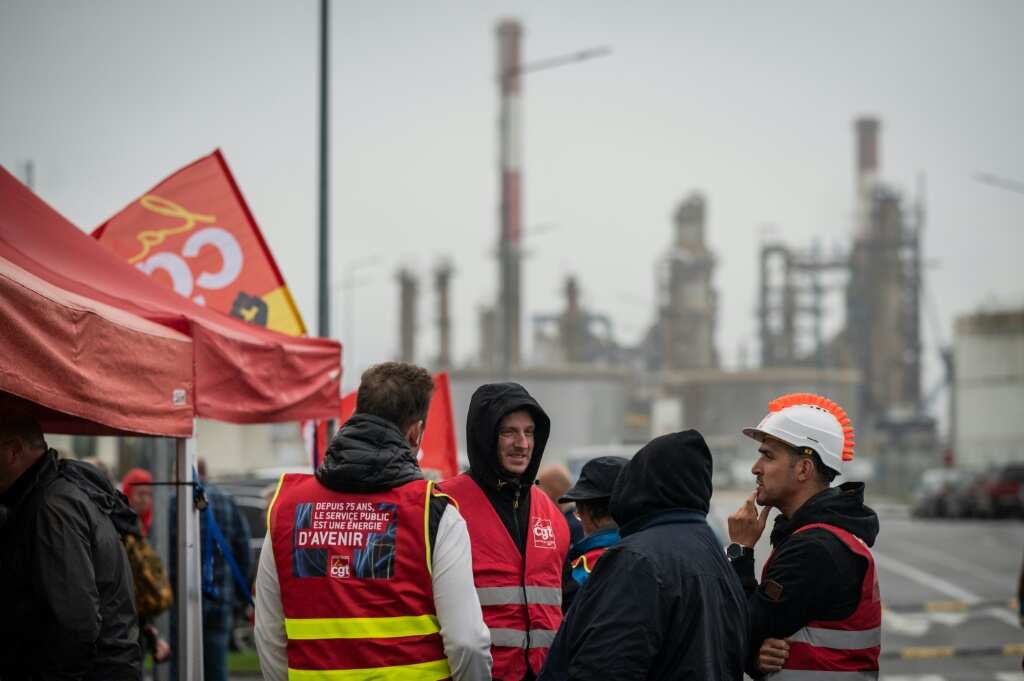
<box><xmin>726</xmin><ymin>543</ymin><xmax>751</xmax><ymax>562</ymax></box>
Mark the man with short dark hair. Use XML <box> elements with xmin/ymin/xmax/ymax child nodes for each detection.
<box><xmin>557</xmin><ymin>456</ymin><xmax>627</xmax><ymax>612</ymax></box>
<box><xmin>0</xmin><ymin>412</ymin><xmax>142</xmax><ymax>679</ymax></box>
<box><xmin>255</xmin><ymin>362</ymin><xmax>490</xmax><ymax>681</ymax></box>
<box><xmin>440</xmin><ymin>383</ymin><xmax>569</xmax><ymax>681</ymax></box>
<box><xmin>727</xmin><ymin>393</ymin><xmax>881</xmax><ymax>678</ymax></box>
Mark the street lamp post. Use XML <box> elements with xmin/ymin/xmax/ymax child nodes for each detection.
<box><xmin>494</xmin><ymin>19</ymin><xmax>610</xmax><ymax>372</ymax></box>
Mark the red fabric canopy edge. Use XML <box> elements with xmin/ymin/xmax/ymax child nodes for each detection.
<box><xmin>0</xmin><ymin>166</ymin><xmax>342</xmax><ymax>424</ymax></box>
<box><xmin>0</xmin><ymin>255</ymin><xmax>195</xmax><ymax>436</ymax></box>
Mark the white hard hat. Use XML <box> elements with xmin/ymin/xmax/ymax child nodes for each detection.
<box><xmin>742</xmin><ymin>393</ymin><xmax>855</xmax><ymax>475</ymax></box>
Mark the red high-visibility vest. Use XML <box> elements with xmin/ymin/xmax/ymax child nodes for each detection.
<box><xmin>440</xmin><ymin>474</ymin><xmax>569</xmax><ymax>681</ymax></box>
<box><xmin>268</xmin><ymin>474</ymin><xmax>451</xmax><ymax>680</ymax></box>
<box><xmin>763</xmin><ymin>522</ymin><xmax>882</xmax><ymax>680</ymax></box>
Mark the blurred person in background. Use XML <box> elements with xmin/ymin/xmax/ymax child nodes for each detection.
<box><xmin>539</xmin><ymin>430</ymin><xmax>747</xmax><ymax>681</ymax></box>
<box><xmin>170</xmin><ymin>457</ymin><xmax>252</xmax><ymax>681</ymax></box>
<box><xmin>0</xmin><ymin>410</ymin><xmax>141</xmax><ymax>679</ymax></box>
<box><xmin>728</xmin><ymin>393</ymin><xmax>880</xmax><ymax>678</ymax></box>
<box><xmin>538</xmin><ymin>464</ymin><xmax>583</xmax><ymax>546</ymax></box>
<box><xmin>121</xmin><ymin>467</ymin><xmax>154</xmax><ymax>537</ymax></box>
<box><xmin>255</xmin><ymin>362</ymin><xmax>490</xmax><ymax>681</ymax></box>
<box><xmin>557</xmin><ymin>456</ymin><xmax>627</xmax><ymax>612</ymax></box>
<box><xmin>86</xmin><ymin>463</ymin><xmax>171</xmax><ymax>665</ymax></box>
<box><xmin>440</xmin><ymin>383</ymin><xmax>569</xmax><ymax>681</ymax></box>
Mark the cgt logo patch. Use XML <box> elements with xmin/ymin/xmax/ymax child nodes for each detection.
<box><xmin>329</xmin><ymin>555</ymin><xmax>351</xmax><ymax>579</ymax></box>
<box><xmin>532</xmin><ymin>518</ymin><xmax>556</xmax><ymax>550</ymax></box>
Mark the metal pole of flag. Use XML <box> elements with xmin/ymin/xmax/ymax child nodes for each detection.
<box><xmin>317</xmin><ymin>0</ymin><xmax>331</xmax><ymax>338</ymax></box>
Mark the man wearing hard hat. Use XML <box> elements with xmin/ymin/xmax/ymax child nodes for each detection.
<box><xmin>727</xmin><ymin>393</ymin><xmax>881</xmax><ymax>679</ymax></box>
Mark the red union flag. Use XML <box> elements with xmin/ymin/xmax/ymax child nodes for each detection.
<box><xmin>93</xmin><ymin>150</ymin><xmax>306</xmax><ymax>336</ymax></box>
<box><xmin>339</xmin><ymin>372</ymin><xmax>459</xmax><ymax>480</ymax></box>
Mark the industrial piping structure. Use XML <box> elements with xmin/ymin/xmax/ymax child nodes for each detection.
<box><xmin>757</xmin><ymin>117</ymin><xmax>930</xmax><ymax>448</ymax></box>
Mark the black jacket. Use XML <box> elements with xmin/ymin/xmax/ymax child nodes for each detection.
<box><xmin>0</xmin><ymin>450</ymin><xmax>142</xmax><ymax>681</ymax></box>
<box><xmin>730</xmin><ymin>482</ymin><xmax>879</xmax><ymax>677</ymax></box>
<box><xmin>462</xmin><ymin>383</ymin><xmax>551</xmax><ymax>555</ymax></box>
<box><xmin>539</xmin><ymin>430</ymin><xmax>748</xmax><ymax>681</ymax></box>
<box><xmin>317</xmin><ymin>413</ymin><xmax>448</xmax><ymax>546</ymax></box>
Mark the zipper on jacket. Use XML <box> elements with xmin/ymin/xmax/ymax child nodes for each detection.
<box><xmin>513</xmin><ymin>484</ymin><xmax>532</xmax><ymax>672</ymax></box>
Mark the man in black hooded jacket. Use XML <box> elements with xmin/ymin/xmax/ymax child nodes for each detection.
<box><xmin>538</xmin><ymin>429</ymin><xmax>748</xmax><ymax>681</ymax></box>
<box><xmin>440</xmin><ymin>383</ymin><xmax>570</xmax><ymax>681</ymax></box>
<box><xmin>0</xmin><ymin>413</ymin><xmax>142</xmax><ymax>680</ymax></box>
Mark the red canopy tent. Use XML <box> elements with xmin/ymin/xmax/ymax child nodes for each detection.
<box><xmin>0</xmin><ymin>166</ymin><xmax>340</xmax><ymax>676</ymax></box>
<box><xmin>0</xmin><ymin>252</ymin><xmax>194</xmax><ymax>436</ymax></box>
<box><xmin>0</xmin><ymin>198</ymin><xmax>202</xmax><ymax>672</ymax></box>
<box><xmin>0</xmin><ymin>167</ymin><xmax>341</xmax><ymax>423</ymax></box>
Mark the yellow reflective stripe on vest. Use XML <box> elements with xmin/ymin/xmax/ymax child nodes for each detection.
<box><xmin>424</xmin><ymin>480</ymin><xmax>433</xmax><ymax>576</ymax></box>
<box><xmin>285</xmin><ymin>614</ymin><xmax>441</xmax><ymax>640</ymax></box>
<box><xmin>287</xmin><ymin>657</ymin><xmax>451</xmax><ymax>681</ymax></box>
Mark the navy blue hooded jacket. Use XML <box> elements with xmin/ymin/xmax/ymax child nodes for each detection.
<box><xmin>538</xmin><ymin>430</ymin><xmax>748</xmax><ymax>681</ymax></box>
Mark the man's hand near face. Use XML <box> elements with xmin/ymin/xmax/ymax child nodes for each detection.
<box><xmin>728</xmin><ymin>490</ymin><xmax>770</xmax><ymax>548</ymax></box>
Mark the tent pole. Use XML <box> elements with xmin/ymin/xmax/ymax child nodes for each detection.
<box><xmin>176</xmin><ymin>434</ymin><xmax>204</xmax><ymax>679</ymax></box>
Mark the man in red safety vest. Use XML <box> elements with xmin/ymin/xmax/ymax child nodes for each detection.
<box><xmin>254</xmin><ymin>362</ymin><xmax>491</xmax><ymax>681</ymax></box>
<box><xmin>728</xmin><ymin>393</ymin><xmax>882</xmax><ymax>679</ymax></box>
<box><xmin>440</xmin><ymin>383</ymin><xmax>569</xmax><ymax>681</ymax></box>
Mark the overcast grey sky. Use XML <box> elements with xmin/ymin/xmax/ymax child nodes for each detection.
<box><xmin>2</xmin><ymin>0</ymin><xmax>1022</xmax><ymax>391</ymax></box>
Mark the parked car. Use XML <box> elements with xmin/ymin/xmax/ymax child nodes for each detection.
<box><xmin>942</xmin><ymin>470</ymin><xmax>988</xmax><ymax>518</ymax></box>
<box><xmin>911</xmin><ymin>468</ymin><xmax>968</xmax><ymax>518</ymax></box>
<box><xmin>970</xmin><ymin>464</ymin><xmax>1024</xmax><ymax>519</ymax></box>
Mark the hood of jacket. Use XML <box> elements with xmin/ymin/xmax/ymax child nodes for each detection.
<box><xmin>59</xmin><ymin>457</ymin><xmax>141</xmax><ymax>537</ymax></box>
<box><xmin>316</xmin><ymin>413</ymin><xmax>423</xmax><ymax>493</ymax></box>
<box><xmin>610</xmin><ymin>429</ymin><xmax>713</xmax><ymax>527</ymax></box>
<box><xmin>770</xmin><ymin>481</ymin><xmax>880</xmax><ymax>547</ymax></box>
<box><xmin>465</xmin><ymin>382</ymin><xmax>551</xmax><ymax>490</ymax></box>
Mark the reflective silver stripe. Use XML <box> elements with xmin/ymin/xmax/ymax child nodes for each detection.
<box><xmin>787</xmin><ymin>626</ymin><xmax>882</xmax><ymax>650</ymax></box>
<box><xmin>770</xmin><ymin>670</ymin><xmax>879</xmax><ymax>680</ymax></box>
<box><xmin>488</xmin><ymin>628</ymin><xmax>527</xmax><ymax>648</ymax></box>
<box><xmin>487</xmin><ymin>628</ymin><xmax>559</xmax><ymax>649</ymax></box>
<box><xmin>528</xmin><ymin>629</ymin><xmax>558</xmax><ymax>648</ymax></box>
<box><xmin>476</xmin><ymin>586</ymin><xmax>562</xmax><ymax>606</ymax></box>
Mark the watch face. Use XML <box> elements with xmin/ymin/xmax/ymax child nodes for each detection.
<box><xmin>726</xmin><ymin>543</ymin><xmax>744</xmax><ymax>560</ymax></box>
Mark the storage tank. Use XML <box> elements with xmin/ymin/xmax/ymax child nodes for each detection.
<box><xmin>954</xmin><ymin>308</ymin><xmax>1024</xmax><ymax>468</ymax></box>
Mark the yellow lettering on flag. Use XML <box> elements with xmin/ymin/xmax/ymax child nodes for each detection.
<box><xmin>128</xmin><ymin>195</ymin><xmax>216</xmax><ymax>264</ymax></box>
<box><xmin>93</xmin><ymin>151</ymin><xmax>309</xmax><ymax>337</ymax></box>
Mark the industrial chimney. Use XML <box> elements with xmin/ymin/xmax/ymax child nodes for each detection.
<box><xmin>496</xmin><ymin>18</ymin><xmax>524</xmax><ymax>372</ymax></box>
<box><xmin>434</xmin><ymin>261</ymin><xmax>454</xmax><ymax>369</ymax></box>
<box><xmin>855</xmin><ymin>117</ymin><xmax>880</xmax><ymax>238</ymax></box>
<box><xmin>397</xmin><ymin>268</ymin><xmax>418</xmax><ymax>363</ymax></box>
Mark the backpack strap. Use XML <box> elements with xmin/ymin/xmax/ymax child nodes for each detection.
<box><xmin>195</xmin><ymin>474</ymin><xmax>253</xmax><ymax>607</ymax></box>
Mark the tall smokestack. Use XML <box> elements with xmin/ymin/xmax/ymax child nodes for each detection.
<box><xmin>496</xmin><ymin>18</ymin><xmax>523</xmax><ymax>372</ymax></box>
<box><xmin>434</xmin><ymin>261</ymin><xmax>453</xmax><ymax>369</ymax></box>
<box><xmin>479</xmin><ymin>306</ymin><xmax>497</xmax><ymax>368</ymax></box>
<box><xmin>397</xmin><ymin>268</ymin><xmax>418</xmax><ymax>363</ymax></box>
<box><xmin>855</xmin><ymin>117</ymin><xmax>880</xmax><ymax>238</ymax></box>
<box><xmin>562</xmin><ymin>275</ymin><xmax>583</xmax><ymax>363</ymax></box>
